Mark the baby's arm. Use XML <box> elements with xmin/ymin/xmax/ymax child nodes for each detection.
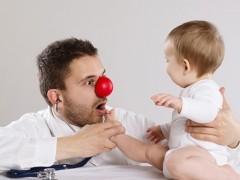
<box><xmin>152</xmin><ymin>82</ymin><xmax>223</xmax><ymax>123</ymax></box>
<box><xmin>151</xmin><ymin>93</ymin><xmax>182</xmax><ymax>113</ymax></box>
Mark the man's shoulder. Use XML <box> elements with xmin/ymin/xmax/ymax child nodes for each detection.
<box><xmin>7</xmin><ymin>107</ymin><xmax>49</xmax><ymax>127</ymax></box>
<box><xmin>20</xmin><ymin>107</ymin><xmax>49</xmax><ymax>120</ymax></box>
<box><xmin>3</xmin><ymin>107</ymin><xmax>52</xmax><ymax>136</ymax></box>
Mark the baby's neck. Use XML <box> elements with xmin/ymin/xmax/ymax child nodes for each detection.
<box><xmin>185</xmin><ymin>73</ymin><xmax>212</xmax><ymax>87</ymax></box>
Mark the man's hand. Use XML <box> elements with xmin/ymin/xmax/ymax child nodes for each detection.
<box><xmin>186</xmin><ymin>87</ymin><xmax>240</xmax><ymax>148</ymax></box>
<box><xmin>56</xmin><ymin>121</ymin><xmax>125</xmax><ymax>160</ymax></box>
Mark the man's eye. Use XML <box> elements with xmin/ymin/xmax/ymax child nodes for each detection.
<box><xmin>85</xmin><ymin>80</ymin><xmax>93</xmax><ymax>85</ymax></box>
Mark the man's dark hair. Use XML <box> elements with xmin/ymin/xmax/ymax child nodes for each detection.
<box><xmin>37</xmin><ymin>38</ymin><xmax>98</xmax><ymax>106</ymax></box>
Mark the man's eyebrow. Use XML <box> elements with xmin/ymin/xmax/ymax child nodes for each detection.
<box><xmin>80</xmin><ymin>69</ymin><xmax>106</xmax><ymax>83</ymax></box>
<box><xmin>79</xmin><ymin>75</ymin><xmax>95</xmax><ymax>84</ymax></box>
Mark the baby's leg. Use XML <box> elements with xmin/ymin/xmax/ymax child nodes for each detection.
<box><xmin>164</xmin><ymin>146</ymin><xmax>240</xmax><ymax>180</ymax></box>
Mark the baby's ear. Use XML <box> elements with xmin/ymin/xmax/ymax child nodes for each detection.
<box><xmin>182</xmin><ymin>59</ymin><xmax>191</xmax><ymax>74</ymax></box>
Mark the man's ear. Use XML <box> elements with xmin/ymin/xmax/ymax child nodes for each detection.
<box><xmin>47</xmin><ymin>89</ymin><xmax>63</xmax><ymax>106</ymax></box>
<box><xmin>182</xmin><ymin>59</ymin><xmax>191</xmax><ymax>75</ymax></box>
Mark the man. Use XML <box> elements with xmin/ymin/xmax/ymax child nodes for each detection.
<box><xmin>0</xmin><ymin>38</ymin><xmax>160</xmax><ymax>173</ymax></box>
<box><xmin>0</xmin><ymin>38</ymin><xmax>239</xmax><ymax>174</ymax></box>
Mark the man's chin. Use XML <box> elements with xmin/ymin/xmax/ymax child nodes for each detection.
<box><xmin>89</xmin><ymin>116</ymin><xmax>104</xmax><ymax>124</ymax></box>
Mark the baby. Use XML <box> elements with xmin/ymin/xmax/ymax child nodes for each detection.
<box><xmin>107</xmin><ymin>20</ymin><xmax>240</xmax><ymax>179</ymax></box>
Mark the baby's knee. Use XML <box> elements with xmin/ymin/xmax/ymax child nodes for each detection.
<box><xmin>165</xmin><ymin>154</ymin><xmax>181</xmax><ymax>174</ymax></box>
<box><xmin>164</xmin><ymin>152</ymin><xmax>188</xmax><ymax>178</ymax></box>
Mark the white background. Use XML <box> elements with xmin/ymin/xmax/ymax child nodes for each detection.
<box><xmin>1</xmin><ymin>0</ymin><xmax>240</xmax><ymax>126</ymax></box>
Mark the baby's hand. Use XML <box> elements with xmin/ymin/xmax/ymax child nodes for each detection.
<box><xmin>146</xmin><ymin>125</ymin><xmax>165</xmax><ymax>144</ymax></box>
<box><xmin>151</xmin><ymin>93</ymin><xmax>182</xmax><ymax>113</ymax></box>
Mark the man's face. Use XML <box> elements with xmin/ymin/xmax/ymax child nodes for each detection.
<box><xmin>59</xmin><ymin>55</ymin><xmax>107</xmax><ymax>127</ymax></box>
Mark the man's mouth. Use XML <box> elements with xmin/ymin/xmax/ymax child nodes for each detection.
<box><xmin>96</xmin><ymin>101</ymin><xmax>107</xmax><ymax>115</ymax></box>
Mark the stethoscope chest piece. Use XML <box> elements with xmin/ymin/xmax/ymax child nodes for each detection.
<box><xmin>37</xmin><ymin>168</ymin><xmax>55</xmax><ymax>180</ymax></box>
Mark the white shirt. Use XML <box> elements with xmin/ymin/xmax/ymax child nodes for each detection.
<box><xmin>0</xmin><ymin>106</ymin><xmax>155</xmax><ymax>172</ymax></box>
<box><xmin>160</xmin><ymin>79</ymin><xmax>231</xmax><ymax>166</ymax></box>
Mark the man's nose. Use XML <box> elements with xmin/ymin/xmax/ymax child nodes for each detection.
<box><xmin>95</xmin><ymin>76</ymin><xmax>113</xmax><ymax>98</ymax></box>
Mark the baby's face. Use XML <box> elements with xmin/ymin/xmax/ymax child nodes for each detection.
<box><xmin>163</xmin><ymin>39</ymin><xmax>199</xmax><ymax>88</ymax></box>
<box><xmin>163</xmin><ymin>40</ymin><xmax>186</xmax><ymax>87</ymax></box>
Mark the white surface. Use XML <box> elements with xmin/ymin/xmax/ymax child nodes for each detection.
<box><xmin>1</xmin><ymin>0</ymin><xmax>240</xmax><ymax>126</ymax></box>
<box><xmin>0</xmin><ymin>165</ymin><xmax>239</xmax><ymax>179</ymax></box>
<box><xmin>0</xmin><ymin>165</ymin><xmax>166</xmax><ymax>180</ymax></box>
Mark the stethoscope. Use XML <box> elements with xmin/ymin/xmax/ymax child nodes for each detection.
<box><xmin>6</xmin><ymin>76</ymin><xmax>113</xmax><ymax>180</ymax></box>
<box><xmin>47</xmin><ymin>104</ymin><xmax>77</xmax><ymax>136</ymax></box>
